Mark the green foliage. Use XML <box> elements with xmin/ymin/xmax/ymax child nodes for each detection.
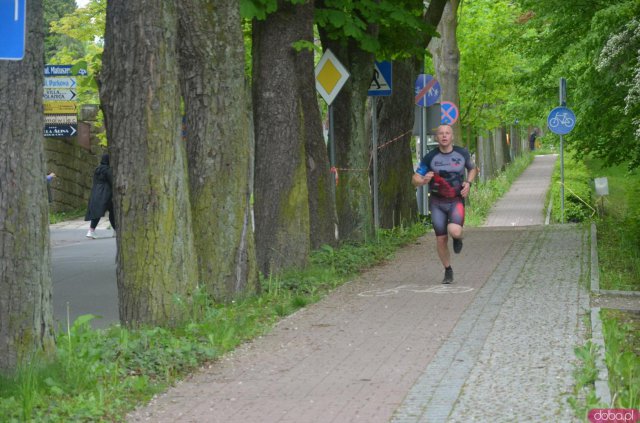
<box><xmin>586</xmin><ymin>158</ymin><xmax>640</xmax><ymax>291</ymax></box>
<box><xmin>49</xmin><ymin>208</ymin><xmax>86</xmax><ymax>224</ymax></box>
<box><xmin>548</xmin><ymin>152</ymin><xmax>594</xmax><ymax>223</ymax></box>
<box><xmin>515</xmin><ymin>0</ymin><xmax>640</xmax><ymax>170</ymax></box>
<box><xmin>44</xmin><ymin>0</ymin><xmax>80</xmax><ymax>61</ymax></box>
<box><xmin>465</xmin><ymin>152</ymin><xmax>534</xmax><ymax>226</ymax></box>
<box><xmin>568</xmin><ymin>341</ymin><xmax>607</xmax><ymax>418</ymax></box>
<box><xmin>602</xmin><ymin>309</ymin><xmax>640</xmax><ymax>409</ymax></box>
<box><xmin>48</xmin><ymin>0</ymin><xmax>105</xmax><ymax>106</ymax></box>
<box><xmin>457</xmin><ymin>0</ymin><xmax>531</xmax><ymax>130</ymax></box>
<box><xmin>240</xmin><ymin>0</ymin><xmax>278</xmax><ymax>20</ymax></box>
<box><xmin>314</xmin><ymin>0</ymin><xmax>434</xmax><ymax>58</ymax></box>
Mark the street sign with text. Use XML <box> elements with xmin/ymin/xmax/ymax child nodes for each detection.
<box><xmin>44</xmin><ymin>77</ymin><xmax>77</xmax><ymax>89</ymax></box>
<box><xmin>44</xmin><ymin>124</ymin><xmax>77</xmax><ymax>138</ymax></box>
<box><xmin>44</xmin><ymin>101</ymin><xmax>77</xmax><ymax>114</ymax></box>
<box><xmin>0</xmin><ymin>0</ymin><xmax>27</xmax><ymax>60</ymax></box>
<box><xmin>44</xmin><ymin>64</ymin><xmax>88</xmax><ymax>76</ymax></box>
<box><xmin>45</xmin><ymin>114</ymin><xmax>77</xmax><ymax>125</ymax></box>
<box><xmin>44</xmin><ymin>88</ymin><xmax>77</xmax><ymax>101</ymax></box>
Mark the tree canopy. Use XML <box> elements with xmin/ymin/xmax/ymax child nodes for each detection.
<box><xmin>515</xmin><ymin>0</ymin><xmax>640</xmax><ymax>169</ymax></box>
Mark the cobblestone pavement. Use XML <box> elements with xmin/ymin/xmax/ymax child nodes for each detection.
<box><xmin>128</xmin><ymin>155</ymin><xmax>591</xmax><ymax>422</ymax></box>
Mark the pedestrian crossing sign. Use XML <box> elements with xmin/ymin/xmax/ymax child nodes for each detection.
<box><xmin>368</xmin><ymin>61</ymin><xmax>392</xmax><ymax>96</ymax></box>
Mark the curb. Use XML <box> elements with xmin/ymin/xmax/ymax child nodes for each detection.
<box><xmin>589</xmin><ymin>223</ymin><xmax>612</xmax><ymax>406</ymax></box>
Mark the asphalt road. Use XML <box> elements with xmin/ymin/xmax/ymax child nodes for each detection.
<box><xmin>50</xmin><ymin>225</ymin><xmax>118</xmax><ymax>330</ymax></box>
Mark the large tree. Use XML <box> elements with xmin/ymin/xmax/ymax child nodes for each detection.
<box><xmin>316</xmin><ymin>0</ymin><xmax>379</xmax><ymax>241</ymax></box>
<box><xmin>252</xmin><ymin>0</ymin><xmax>317</xmax><ymax>275</ymax></box>
<box><xmin>100</xmin><ymin>0</ymin><xmax>198</xmax><ymax>326</ymax></box>
<box><xmin>428</xmin><ymin>0</ymin><xmax>461</xmax><ymax>142</ymax></box>
<box><xmin>178</xmin><ymin>0</ymin><xmax>258</xmax><ymax>300</ymax></box>
<box><xmin>0</xmin><ymin>0</ymin><xmax>56</xmax><ymax>373</ymax></box>
<box><xmin>376</xmin><ymin>0</ymin><xmax>447</xmax><ymax>228</ymax></box>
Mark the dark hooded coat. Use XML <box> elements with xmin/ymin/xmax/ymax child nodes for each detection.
<box><xmin>84</xmin><ymin>154</ymin><xmax>113</xmax><ymax>221</ymax></box>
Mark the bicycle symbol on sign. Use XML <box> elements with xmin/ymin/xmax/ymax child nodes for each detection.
<box><xmin>549</xmin><ymin>112</ymin><xmax>574</xmax><ymax>128</ymax></box>
<box><xmin>547</xmin><ymin>106</ymin><xmax>576</xmax><ymax>135</ymax></box>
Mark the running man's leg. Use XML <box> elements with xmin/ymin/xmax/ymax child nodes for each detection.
<box><xmin>448</xmin><ymin>198</ymin><xmax>466</xmax><ymax>253</ymax></box>
<box><xmin>430</xmin><ymin>199</ymin><xmax>451</xmax><ymax>268</ymax></box>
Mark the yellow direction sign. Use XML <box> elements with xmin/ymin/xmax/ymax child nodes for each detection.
<box><xmin>315</xmin><ymin>49</ymin><xmax>350</xmax><ymax>105</ymax></box>
<box><xmin>44</xmin><ymin>101</ymin><xmax>77</xmax><ymax>114</ymax></box>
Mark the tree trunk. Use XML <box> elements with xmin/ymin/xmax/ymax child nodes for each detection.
<box><xmin>252</xmin><ymin>1</ymin><xmax>314</xmax><ymax>275</ymax></box>
<box><xmin>0</xmin><ymin>0</ymin><xmax>56</xmax><ymax>373</ymax></box>
<box><xmin>100</xmin><ymin>0</ymin><xmax>198</xmax><ymax>327</ymax></box>
<box><xmin>319</xmin><ymin>37</ymin><xmax>375</xmax><ymax>242</ymax></box>
<box><xmin>373</xmin><ymin>0</ymin><xmax>447</xmax><ymax>229</ymax></box>
<box><xmin>178</xmin><ymin>0</ymin><xmax>258</xmax><ymax>301</ymax></box>
<box><xmin>300</xmin><ymin>3</ymin><xmax>338</xmax><ymax>250</ymax></box>
<box><xmin>376</xmin><ymin>59</ymin><xmax>421</xmax><ymax>228</ymax></box>
<box><xmin>428</xmin><ymin>0</ymin><xmax>461</xmax><ymax>143</ymax></box>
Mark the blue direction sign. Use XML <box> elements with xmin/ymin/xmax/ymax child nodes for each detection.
<box><xmin>0</xmin><ymin>0</ymin><xmax>26</xmax><ymax>60</ymax></box>
<box><xmin>44</xmin><ymin>124</ymin><xmax>77</xmax><ymax>138</ymax></box>
<box><xmin>440</xmin><ymin>101</ymin><xmax>459</xmax><ymax>125</ymax></box>
<box><xmin>44</xmin><ymin>77</ymin><xmax>77</xmax><ymax>88</ymax></box>
<box><xmin>44</xmin><ymin>64</ymin><xmax>88</xmax><ymax>76</ymax></box>
<box><xmin>547</xmin><ymin>106</ymin><xmax>576</xmax><ymax>135</ymax></box>
<box><xmin>368</xmin><ymin>61</ymin><xmax>392</xmax><ymax>96</ymax></box>
<box><xmin>414</xmin><ymin>74</ymin><xmax>440</xmax><ymax>107</ymax></box>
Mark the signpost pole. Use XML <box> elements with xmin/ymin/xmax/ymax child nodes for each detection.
<box><xmin>420</xmin><ymin>106</ymin><xmax>428</xmax><ymax>214</ymax></box>
<box><xmin>372</xmin><ymin>97</ymin><xmax>379</xmax><ymax>229</ymax></box>
<box><xmin>560</xmin><ymin>134</ymin><xmax>565</xmax><ymax>223</ymax></box>
<box><xmin>329</xmin><ymin>104</ymin><xmax>336</xmax><ymax>185</ymax></box>
<box><xmin>559</xmin><ymin>78</ymin><xmax>566</xmax><ymax>223</ymax></box>
<box><xmin>547</xmin><ymin>78</ymin><xmax>575</xmax><ymax>223</ymax></box>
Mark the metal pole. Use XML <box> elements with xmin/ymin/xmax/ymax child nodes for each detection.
<box><xmin>420</xmin><ymin>106</ymin><xmax>428</xmax><ymax>214</ymax></box>
<box><xmin>417</xmin><ymin>107</ymin><xmax>424</xmax><ymax>215</ymax></box>
<box><xmin>372</xmin><ymin>97</ymin><xmax>379</xmax><ymax>229</ymax></box>
<box><xmin>560</xmin><ymin>134</ymin><xmax>565</xmax><ymax>223</ymax></box>
<box><xmin>329</xmin><ymin>104</ymin><xmax>336</xmax><ymax>185</ymax></box>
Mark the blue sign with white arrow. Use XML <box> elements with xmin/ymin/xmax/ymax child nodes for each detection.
<box><xmin>0</xmin><ymin>0</ymin><xmax>27</xmax><ymax>60</ymax></box>
<box><xmin>44</xmin><ymin>65</ymin><xmax>88</xmax><ymax>76</ymax></box>
<box><xmin>547</xmin><ymin>106</ymin><xmax>576</xmax><ymax>135</ymax></box>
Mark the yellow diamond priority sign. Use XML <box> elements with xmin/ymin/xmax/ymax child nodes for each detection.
<box><xmin>315</xmin><ymin>49</ymin><xmax>350</xmax><ymax>105</ymax></box>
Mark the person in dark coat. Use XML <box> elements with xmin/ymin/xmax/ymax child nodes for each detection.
<box><xmin>529</xmin><ymin>130</ymin><xmax>538</xmax><ymax>151</ymax></box>
<box><xmin>85</xmin><ymin>154</ymin><xmax>116</xmax><ymax>238</ymax></box>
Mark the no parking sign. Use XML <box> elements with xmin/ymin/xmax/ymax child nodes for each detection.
<box><xmin>440</xmin><ymin>101</ymin><xmax>459</xmax><ymax>125</ymax></box>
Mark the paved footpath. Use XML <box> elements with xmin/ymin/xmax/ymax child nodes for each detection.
<box><xmin>129</xmin><ymin>155</ymin><xmax>591</xmax><ymax>422</ymax></box>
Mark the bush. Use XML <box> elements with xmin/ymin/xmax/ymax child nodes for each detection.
<box><xmin>548</xmin><ymin>153</ymin><xmax>594</xmax><ymax>223</ymax></box>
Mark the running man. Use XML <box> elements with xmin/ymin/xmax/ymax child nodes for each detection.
<box><xmin>412</xmin><ymin>124</ymin><xmax>478</xmax><ymax>284</ymax></box>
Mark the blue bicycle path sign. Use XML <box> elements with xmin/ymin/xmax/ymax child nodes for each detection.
<box><xmin>547</xmin><ymin>106</ymin><xmax>576</xmax><ymax>135</ymax></box>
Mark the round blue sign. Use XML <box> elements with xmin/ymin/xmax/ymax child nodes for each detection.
<box><xmin>440</xmin><ymin>101</ymin><xmax>459</xmax><ymax>125</ymax></box>
<box><xmin>414</xmin><ymin>74</ymin><xmax>440</xmax><ymax>107</ymax></box>
<box><xmin>547</xmin><ymin>107</ymin><xmax>576</xmax><ymax>135</ymax></box>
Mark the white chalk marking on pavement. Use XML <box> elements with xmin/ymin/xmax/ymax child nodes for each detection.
<box><xmin>358</xmin><ymin>284</ymin><xmax>474</xmax><ymax>297</ymax></box>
